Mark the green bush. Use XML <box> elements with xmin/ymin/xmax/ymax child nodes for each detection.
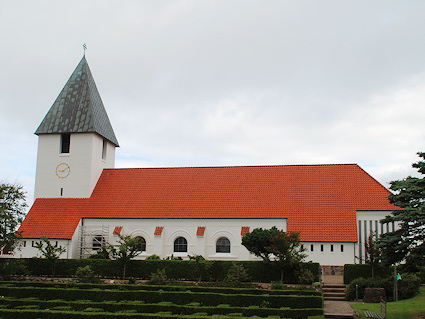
<box><xmin>343</xmin><ymin>264</ymin><xmax>392</xmax><ymax>284</ymax></box>
<box><xmin>270</xmin><ymin>281</ymin><xmax>285</xmax><ymax>290</ymax></box>
<box><xmin>75</xmin><ymin>265</ymin><xmax>98</xmax><ymax>283</ymax></box>
<box><xmin>147</xmin><ymin>268</ymin><xmax>168</xmax><ymax>285</ymax></box>
<box><xmin>346</xmin><ymin>274</ymin><xmax>421</xmax><ymax>301</ymax></box>
<box><xmin>223</xmin><ymin>264</ymin><xmax>251</xmax><ymax>286</ymax></box>
<box><xmin>398</xmin><ymin>273</ymin><xmax>421</xmax><ymax>300</ymax></box>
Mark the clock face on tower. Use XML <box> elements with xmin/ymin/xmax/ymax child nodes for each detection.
<box><xmin>56</xmin><ymin>163</ymin><xmax>70</xmax><ymax>179</ymax></box>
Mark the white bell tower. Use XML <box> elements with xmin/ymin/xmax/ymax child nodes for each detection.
<box><xmin>34</xmin><ymin>56</ymin><xmax>119</xmax><ymax>199</ymax></box>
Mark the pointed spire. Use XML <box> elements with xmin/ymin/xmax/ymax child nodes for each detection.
<box><xmin>35</xmin><ymin>56</ymin><xmax>119</xmax><ymax>147</ymax></box>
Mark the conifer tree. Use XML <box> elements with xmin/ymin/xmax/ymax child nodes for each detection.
<box><xmin>378</xmin><ymin>152</ymin><xmax>425</xmax><ymax>268</ymax></box>
<box><xmin>0</xmin><ymin>182</ymin><xmax>27</xmax><ymax>253</ymax></box>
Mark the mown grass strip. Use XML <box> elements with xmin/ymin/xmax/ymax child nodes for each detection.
<box><xmin>351</xmin><ymin>286</ymin><xmax>425</xmax><ymax>319</ymax></box>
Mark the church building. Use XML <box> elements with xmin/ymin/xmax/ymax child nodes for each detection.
<box><xmin>14</xmin><ymin>56</ymin><xmax>399</xmax><ymax>266</ymax></box>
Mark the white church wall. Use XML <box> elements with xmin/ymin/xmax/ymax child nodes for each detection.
<box><xmin>13</xmin><ymin>239</ymin><xmax>69</xmax><ymax>259</ymax></box>
<box><xmin>80</xmin><ymin>218</ymin><xmax>287</xmax><ymax>260</ymax></box>
<box><xmin>34</xmin><ymin>133</ymin><xmax>115</xmax><ymax>199</ymax></box>
<box><xmin>356</xmin><ymin>210</ymin><xmax>399</xmax><ymax>263</ymax></box>
<box><xmin>302</xmin><ymin>242</ymin><xmax>356</xmax><ymax>266</ymax></box>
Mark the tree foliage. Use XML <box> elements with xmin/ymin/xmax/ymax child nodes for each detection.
<box><xmin>0</xmin><ymin>182</ymin><xmax>27</xmax><ymax>253</ymax></box>
<box><xmin>34</xmin><ymin>236</ymin><xmax>67</xmax><ymax>276</ymax></box>
<box><xmin>241</xmin><ymin>227</ymin><xmax>279</xmax><ymax>261</ymax></box>
<box><xmin>107</xmin><ymin>234</ymin><xmax>143</xmax><ymax>279</ymax></box>
<box><xmin>364</xmin><ymin>232</ymin><xmax>381</xmax><ymax>278</ymax></box>
<box><xmin>378</xmin><ymin>152</ymin><xmax>425</xmax><ymax>268</ymax></box>
<box><xmin>34</xmin><ymin>236</ymin><xmax>66</xmax><ymax>260</ymax></box>
<box><xmin>242</xmin><ymin>227</ymin><xmax>306</xmax><ymax>281</ymax></box>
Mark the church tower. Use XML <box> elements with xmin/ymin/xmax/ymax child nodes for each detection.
<box><xmin>34</xmin><ymin>56</ymin><xmax>119</xmax><ymax>199</ymax></box>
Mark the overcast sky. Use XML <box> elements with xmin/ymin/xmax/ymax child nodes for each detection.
<box><xmin>1</xmin><ymin>1</ymin><xmax>425</xmax><ymax>204</ymax></box>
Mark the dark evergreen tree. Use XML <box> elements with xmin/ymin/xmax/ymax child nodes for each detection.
<box><xmin>0</xmin><ymin>182</ymin><xmax>27</xmax><ymax>253</ymax></box>
<box><xmin>378</xmin><ymin>152</ymin><xmax>425</xmax><ymax>268</ymax></box>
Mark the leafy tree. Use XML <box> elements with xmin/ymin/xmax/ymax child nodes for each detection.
<box><xmin>242</xmin><ymin>227</ymin><xmax>306</xmax><ymax>282</ymax></box>
<box><xmin>241</xmin><ymin>227</ymin><xmax>278</xmax><ymax>261</ymax></box>
<box><xmin>378</xmin><ymin>152</ymin><xmax>425</xmax><ymax>268</ymax></box>
<box><xmin>364</xmin><ymin>232</ymin><xmax>381</xmax><ymax>278</ymax></box>
<box><xmin>189</xmin><ymin>254</ymin><xmax>211</xmax><ymax>282</ymax></box>
<box><xmin>266</xmin><ymin>231</ymin><xmax>307</xmax><ymax>282</ymax></box>
<box><xmin>107</xmin><ymin>234</ymin><xmax>143</xmax><ymax>279</ymax></box>
<box><xmin>34</xmin><ymin>236</ymin><xmax>66</xmax><ymax>276</ymax></box>
<box><xmin>88</xmin><ymin>246</ymin><xmax>111</xmax><ymax>259</ymax></box>
<box><xmin>0</xmin><ymin>182</ymin><xmax>27</xmax><ymax>253</ymax></box>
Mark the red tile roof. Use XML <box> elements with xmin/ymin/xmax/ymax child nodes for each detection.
<box><xmin>19</xmin><ymin>164</ymin><xmax>399</xmax><ymax>242</ymax></box>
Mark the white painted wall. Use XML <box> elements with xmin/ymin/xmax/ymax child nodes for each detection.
<box><xmin>356</xmin><ymin>210</ymin><xmax>400</xmax><ymax>263</ymax></box>
<box><xmin>12</xmin><ymin>239</ymin><xmax>69</xmax><ymax>259</ymax></box>
<box><xmin>79</xmin><ymin>218</ymin><xmax>287</xmax><ymax>260</ymax></box>
<box><xmin>34</xmin><ymin>133</ymin><xmax>115</xmax><ymax>199</ymax></box>
<box><xmin>303</xmin><ymin>242</ymin><xmax>356</xmax><ymax>266</ymax></box>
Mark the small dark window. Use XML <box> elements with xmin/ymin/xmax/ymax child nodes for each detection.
<box><xmin>92</xmin><ymin>236</ymin><xmax>105</xmax><ymax>251</ymax></box>
<box><xmin>136</xmin><ymin>236</ymin><xmax>146</xmax><ymax>252</ymax></box>
<box><xmin>320</xmin><ymin>244</ymin><xmax>324</xmax><ymax>252</ymax></box>
<box><xmin>310</xmin><ymin>244</ymin><xmax>314</xmax><ymax>252</ymax></box>
<box><xmin>23</xmin><ymin>241</ymin><xmax>26</xmax><ymax>248</ymax></box>
<box><xmin>341</xmin><ymin>244</ymin><xmax>344</xmax><ymax>253</ymax></box>
<box><xmin>216</xmin><ymin>237</ymin><xmax>231</xmax><ymax>253</ymax></box>
<box><xmin>61</xmin><ymin>133</ymin><xmax>71</xmax><ymax>153</ymax></box>
<box><xmin>102</xmin><ymin>139</ymin><xmax>107</xmax><ymax>160</ymax></box>
<box><xmin>174</xmin><ymin>237</ymin><xmax>187</xmax><ymax>252</ymax></box>
<box><xmin>330</xmin><ymin>244</ymin><xmax>334</xmax><ymax>252</ymax></box>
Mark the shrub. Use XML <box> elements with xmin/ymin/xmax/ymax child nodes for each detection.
<box><xmin>346</xmin><ymin>274</ymin><xmax>421</xmax><ymax>301</ymax></box>
<box><xmin>270</xmin><ymin>281</ymin><xmax>285</xmax><ymax>290</ymax></box>
<box><xmin>297</xmin><ymin>268</ymin><xmax>315</xmax><ymax>284</ymax></box>
<box><xmin>398</xmin><ymin>273</ymin><xmax>421</xmax><ymax>300</ymax></box>
<box><xmin>148</xmin><ymin>268</ymin><xmax>168</xmax><ymax>285</ymax></box>
<box><xmin>344</xmin><ymin>264</ymin><xmax>392</xmax><ymax>284</ymax></box>
<box><xmin>146</xmin><ymin>254</ymin><xmax>161</xmax><ymax>260</ymax></box>
<box><xmin>75</xmin><ymin>265</ymin><xmax>98</xmax><ymax>283</ymax></box>
<box><xmin>224</xmin><ymin>263</ymin><xmax>251</xmax><ymax>286</ymax></box>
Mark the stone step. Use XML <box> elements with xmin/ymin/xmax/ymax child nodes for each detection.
<box><xmin>324</xmin><ymin>296</ymin><xmax>346</xmax><ymax>301</ymax></box>
<box><xmin>324</xmin><ymin>313</ymin><xmax>355</xmax><ymax>319</ymax></box>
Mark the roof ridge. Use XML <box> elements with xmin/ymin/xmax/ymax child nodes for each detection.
<box><xmin>105</xmin><ymin>163</ymin><xmax>359</xmax><ymax>171</ymax></box>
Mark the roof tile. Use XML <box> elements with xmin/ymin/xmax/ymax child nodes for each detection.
<box><xmin>19</xmin><ymin>164</ymin><xmax>399</xmax><ymax>242</ymax></box>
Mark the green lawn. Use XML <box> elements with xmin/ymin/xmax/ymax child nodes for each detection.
<box><xmin>351</xmin><ymin>286</ymin><xmax>425</xmax><ymax>319</ymax></box>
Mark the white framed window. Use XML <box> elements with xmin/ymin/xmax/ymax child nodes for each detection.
<box><xmin>216</xmin><ymin>237</ymin><xmax>231</xmax><ymax>253</ymax></box>
<box><xmin>174</xmin><ymin>237</ymin><xmax>187</xmax><ymax>253</ymax></box>
<box><xmin>60</xmin><ymin>133</ymin><xmax>71</xmax><ymax>153</ymax></box>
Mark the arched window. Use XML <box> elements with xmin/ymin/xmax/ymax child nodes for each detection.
<box><xmin>136</xmin><ymin>236</ymin><xmax>146</xmax><ymax>252</ymax></box>
<box><xmin>92</xmin><ymin>235</ymin><xmax>105</xmax><ymax>251</ymax></box>
<box><xmin>216</xmin><ymin>237</ymin><xmax>231</xmax><ymax>253</ymax></box>
<box><xmin>174</xmin><ymin>237</ymin><xmax>188</xmax><ymax>252</ymax></box>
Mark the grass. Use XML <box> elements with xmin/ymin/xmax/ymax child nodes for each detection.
<box><xmin>351</xmin><ymin>286</ymin><xmax>425</xmax><ymax>319</ymax></box>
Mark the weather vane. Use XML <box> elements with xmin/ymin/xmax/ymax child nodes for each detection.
<box><xmin>83</xmin><ymin>43</ymin><xmax>87</xmax><ymax>56</ymax></box>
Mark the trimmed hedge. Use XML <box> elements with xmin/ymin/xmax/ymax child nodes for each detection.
<box><xmin>0</xmin><ymin>297</ymin><xmax>323</xmax><ymax>317</ymax></box>
<box><xmin>0</xmin><ymin>258</ymin><xmax>320</xmax><ymax>284</ymax></box>
<box><xmin>0</xmin><ymin>281</ymin><xmax>321</xmax><ymax>296</ymax></box>
<box><xmin>343</xmin><ymin>264</ymin><xmax>392</xmax><ymax>284</ymax></box>
<box><xmin>345</xmin><ymin>273</ymin><xmax>421</xmax><ymax>301</ymax></box>
<box><xmin>0</xmin><ymin>286</ymin><xmax>323</xmax><ymax>309</ymax></box>
<box><xmin>0</xmin><ymin>308</ymin><xmax>322</xmax><ymax>319</ymax></box>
